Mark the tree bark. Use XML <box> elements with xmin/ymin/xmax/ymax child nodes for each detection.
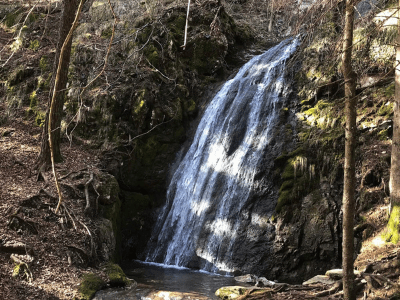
<box><xmin>341</xmin><ymin>0</ymin><xmax>357</xmax><ymax>300</ymax></box>
<box><xmin>268</xmin><ymin>0</ymin><xmax>274</xmax><ymax>33</ymax></box>
<box><xmin>387</xmin><ymin>0</ymin><xmax>400</xmax><ymax>244</ymax></box>
<box><xmin>36</xmin><ymin>0</ymin><xmax>80</xmax><ymax>168</ymax></box>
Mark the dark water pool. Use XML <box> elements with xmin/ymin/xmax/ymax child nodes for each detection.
<box><xmin>94</xmin><ymin>261</ymin><xmax>251</xmax><ymax>300</ymax></box>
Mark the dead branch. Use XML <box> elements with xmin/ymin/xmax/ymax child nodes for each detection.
<box><xmin>84</xmin><ymin>172</ymin><xmax>94</xmax><ymax>215</ymax></box>
<box><xmin>182</xmin><ymin>0</ymin><xmax>191</xmax><ymax>50</ymax></box>
<box><xmin>59</xmin><ymin>167</ymin><xmax>88</xmax><ymax>180</ymax></box>
<box><xmin>314</xmin><ymin>281</ymin><xmax>342</xmax><ymax>297</ymax></box>
<box><xmin>66</xmin><ymin>244</ymin><xmax>89</xmax><ymax>262</ymax></box>
<box><xmin>77</xmin><ymin>219</ymin><xmax>95</xmax><ymax>258</ymax></box>
<box><xmin>62</xmin><ymin>204</ymin><xmax>77</xmax><ymax>230</ymax></box>
<box><xmin>92</xmin><ymin>183</ymin><xmax>100</xmax><ymax>215</ymax></box>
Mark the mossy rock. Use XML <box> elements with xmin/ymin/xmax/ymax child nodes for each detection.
<box><xmin>8</xmin><ymin>67</ymin><xmax>35</xmax><ymax>87</ymax></box>
<box><xmin>100</xmin><ymin>200</ymin><xmax>121</xmax><ymax>262</ymax></box>
<box><xmin>95</xmin><ymin>172</ymin><xmax>120</xmax><ymax>205</ymax></box>
<box><xmin>103</xmin><ymin>262</ymin><xmax>132</xmax><ymax>287</ymax></box>
<box><xmin>215</xmin><ymin>286</ymin><xmax>248</xmax><ymax>299</ymax></box>
<box><xmin>78</xmin><ymin>273</ymin><xmax>105</xmax><ymax>300</ymax></box>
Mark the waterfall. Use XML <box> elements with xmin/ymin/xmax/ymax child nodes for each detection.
<box><xmin>145</xmin><ymin>37</ymin><xmax>299</xmax><ymax>275</ymax></box>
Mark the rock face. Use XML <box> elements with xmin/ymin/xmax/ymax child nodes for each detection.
<box><xmin>144</xmin><ymin>38</ymin><xmax>301</xmax><ymax>275</ymax></box>
<box><xmin>66</xmin><ymin>0</ymin><xmax>345</xmax><ymax>282</ymax></box>
<box><xmin>270</xmin><ymin>184</ymin><xmax>342</xmax><ymax>283</ymax></box>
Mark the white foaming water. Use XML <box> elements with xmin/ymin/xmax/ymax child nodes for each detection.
<box><xmin>145</xmin><ymin>37</ymin><xmax>300</xmax><ymax>274</ymax></box>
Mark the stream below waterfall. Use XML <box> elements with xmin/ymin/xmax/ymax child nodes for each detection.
<box><xmin>94</xmin><ymin>261</ymin><xmax>251</xmax><ymax>300</ymax></box>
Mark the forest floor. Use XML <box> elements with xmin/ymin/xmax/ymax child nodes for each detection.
<box><xmin>0</xmin><ymin>110</ymin><xmax>106</xmax><ymax>299</ymax></box>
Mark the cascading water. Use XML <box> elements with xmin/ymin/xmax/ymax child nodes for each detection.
<box><xmin>145</xmin><ymin>37</ymin><xmax>300</xmax><ymax>275</ymax></box>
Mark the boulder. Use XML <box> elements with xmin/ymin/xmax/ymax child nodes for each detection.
<box><xmin>215</xmin><ymin>286</ymin><xmax>248</xmax><ymax>299</ymax></box>
<box><xmin>234</xmin><ymin>274</ymin><xmax>258</xmax><ymax>284</ymax></box>
<box><xmin>302</xmin><ymin>275</ymin><xmax>336</xmax><ymax>286</ymax></box>
<box><xmin>325</xmin><ymin>269</ymin><xmax>362</xmax><ymax>280</ymax></box>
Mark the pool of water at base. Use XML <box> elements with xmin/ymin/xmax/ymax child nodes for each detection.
<box><xmin>93</xmin><ymin>260</ymin><xmax>251</xmax><ymax>300</ymax></box>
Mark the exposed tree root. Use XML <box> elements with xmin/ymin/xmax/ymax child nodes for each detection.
<box><xmin>84</xmin><ymin>172</ymin><xmax>94</xmax><ymax>216</ymax></box>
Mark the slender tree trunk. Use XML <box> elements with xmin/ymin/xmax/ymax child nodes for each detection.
<box><xmin>341</xmin><ymin>0</ymin><xmax>357</xmax><ymax>299</ymax></box>
<box><xmin>387</xmin><ymin>0</ymin><xmax>400</xmax><ymax>244</ymax></box>
<box><xmin>36</xmin><ymin>0</ymin><xmax>79</xmax><ymax>169</ymax></box>
<box><xmin>268</xmin><ymin>1</ymin><xmax>274</xmax><ymax>32</ymax></box>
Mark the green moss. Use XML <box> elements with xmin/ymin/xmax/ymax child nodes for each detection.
<box><xmin>101</xmin><ymin>27</ymin><xmax>113</xmax><ymax>39</ymax></box>
<box><xmin>377</xmin><ymin>102</ymin><xmax>393</xmax><ymax>117</ymax></box>
<box><xmin>282</xmin><ymin>163</ymin><xmax>295</xmax><ymax>180</ymax></box>
<box><xmin>28</xmin><ymin>40</ymin><xmax>40</xmax><ymax>51</ymax></box>
<box><xmin>187</xmin><ymin>99</ymin><xmax>196</xmax><ymax>113</ymax></box>
<box><xmin>103</xmin><ymin>263</ymin><xmax>131</xmax><ymax>287</ymax></box>
<box><xmin>136</xmin><ymin>135</ymin><xmax>164</xmax><ymax>166</ymax></box>
<box><xmin>133</xmin><ymin>89</ymin><xmax>147</xmax><ymax>115</ymax></box>
<box><xmin>279</xmin><ymin>180</ymin><xmax>294</xmax><ymax>193</ymax></box>
<box><xmin>303</xmin><ymin>100</ymin><xmax>333</xmax><ymax>118</ymax></box>
<box><xmin>275</xmin><ymin>149</ymin><xmax>318</xmax><ymax>213</ymax></box>
<box><xmin>35</xmin><ymin>110</ymin><xmax>45</xmax><ymax>127</ymax></box>
<box><xmin>384</xmin><ymin>83</ymin><xmax>395</xmax><ymax>98</ymax></box>
<box><xmin>29</xmin><ymin>91</ymin><xmax>37</xmax><ymax>108</ymax></box>
<box><xmin>383</xmin><ymin>205</ymin><xmax>400</xmax><ymax>244</ymax></box>
<box><xmin>5</xmin><ymin>10</ymin><xmax>19</xmax><ymax>28</ymax></box>
<box><xmin>378</xmin><ymin>128</ymin><xmax>390</xmax><ymax>140</ymax></box>
<box><xmin>39</xmin><ymin>56</ymin><xmax>48</xmax><ymax>72</ymax></box>
<box><xmin>168</xmin><ymin>15</ymin><xmax>186</xmax><ymax>41</ymax></box>
<box><xmin>28</xmin><ymin>12</ymin><xmax>38</xmax><ymax>23</ymax></box>
<box><xmin>78</xmin><ymin>273</ymin><xmax>105</xmax><ymax>300</ymax></box>
<box><xmin>215</xmin><ymin>286</ymin><xmax>247</xmax><ymax>299</ymax></box>
<box><xmin>144</xmin><ymin>44</ymin><xmax>159</xmax><ymax>67</ymax></box>
<box><xmin>12</xmin><ymin>263</ymin><xmax>22</xmax><ymax>278</ymax></box>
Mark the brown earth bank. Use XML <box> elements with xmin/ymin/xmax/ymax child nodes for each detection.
<box><xmin>1</xmin><ymin>0</ymin><xmax>400</xmax><ymax>299</ymax></box>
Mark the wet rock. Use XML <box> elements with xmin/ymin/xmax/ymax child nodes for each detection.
<box><xmin>255</xmin><ymin>277</ymin><xmax>276</xmax><ymax>287</ymax></box>
<box><xmin>234</xmin><ymin>274</ymin><xmax>258</xmax><ymax>284</ymax></box>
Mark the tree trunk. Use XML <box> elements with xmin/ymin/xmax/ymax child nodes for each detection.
<box><xmin>342</xmin><ymin>0</ymin><xmax>357</xmax><ymax>300</ymax></box>
<box><xmin>268</xmin><ymin>1</ymin><xmax>274</xmax><ymax>32</ymax></box>
<box><xmin>387</xmin><ymin>0</ymin><xmax>400</xmax><ymax>244</ymax></box>
<box><xmin>36</xmin><ymin>0</ymin><xmax>79</xmax><ymax>169</ymax></box>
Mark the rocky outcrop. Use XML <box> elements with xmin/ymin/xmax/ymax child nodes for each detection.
<box><xmin>270</xmin><ymin>183</ymin><xmax>342</xmax><ymax>283</ymax></box>
<box><xmin>65</xmin><ymin>0</ymin><xmax>253</xmax><ymax>260</ymax></box>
